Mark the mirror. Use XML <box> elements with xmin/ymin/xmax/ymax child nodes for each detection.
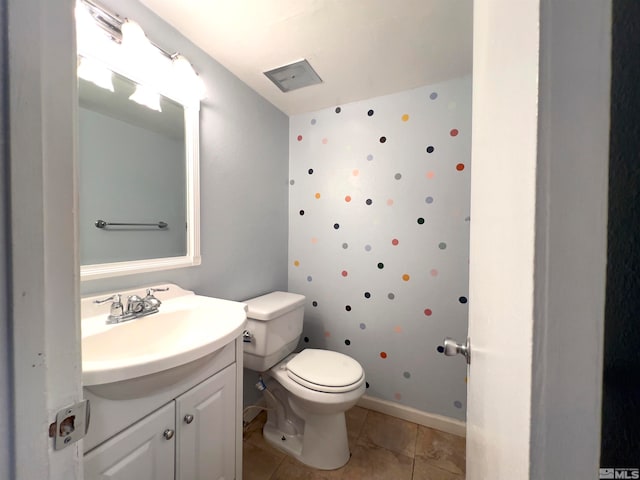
<box><xmin>77</xmin><ymin>4</ymin><xmax>202</xmax><ymax>281</ymax></box>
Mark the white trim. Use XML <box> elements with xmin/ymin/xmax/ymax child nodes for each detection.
<box><xmin>357</xmin><ymin>395</ymin><xmax>466</xmax><ymax>437</ymax></box>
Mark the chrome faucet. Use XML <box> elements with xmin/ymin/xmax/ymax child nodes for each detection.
<box><xmin>94</xmin><ymin>287</ymin><xmax>169</xmax><ymax>324</ymax></box>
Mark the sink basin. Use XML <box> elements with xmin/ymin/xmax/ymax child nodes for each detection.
<box><xmin>81</xmin><ymin>284</ymin><xmax>247</xmax><ymax>387</ymax></box>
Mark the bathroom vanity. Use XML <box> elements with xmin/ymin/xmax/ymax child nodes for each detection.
<box><xmin>81</xmin><ymin>284</ymin><xmax>247</xmax><ymax>479</ymax></box>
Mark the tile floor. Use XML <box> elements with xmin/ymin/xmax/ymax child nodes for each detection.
<box><xmin>242</xmin><ymin>407</ymin><xmax>466</xmax><ymax>480</ymax></box>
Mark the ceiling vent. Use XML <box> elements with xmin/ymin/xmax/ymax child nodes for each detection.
<box><xmin>263</xmin><ymin>59</ymin><xmax>322</xmax><ymax>93</ymax></box>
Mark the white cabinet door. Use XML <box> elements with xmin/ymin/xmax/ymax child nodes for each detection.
<box><xmin>175</xmin><ymin>364</ymin><xmax>236</xmax><ymax>480</ymax></box>
<box><xmin>84</xmin><ymin>403</ymin><xmax>175</xmax><ymax>480</ymax></box>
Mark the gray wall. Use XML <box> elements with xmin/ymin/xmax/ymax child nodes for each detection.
<box><xmin>80</xmin><ymin>0</ymin><xmax>289</xmax><ymax>302</ymax></box>
<box><xmin>1</xmin><ymin>1</ymin><xmax>13</xmax><ymax>475</ymax></box>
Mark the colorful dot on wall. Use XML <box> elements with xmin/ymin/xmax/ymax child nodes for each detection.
<box><xmin>439</xmin><ymin>242</ymin><xmax>447</xmax><ymax>250</ymax></box>
<box><xmin>436</xmin><ymin>345</ymin><xmax>444</xmax><ymax>353</ymax></box>
<box><xmin>456</xmin><ymin>163</ymin><xmax>465</xmax><ymax>171</ymax></box>
<box><xmin>345</xmin><ymin>305</ymin><xmax>352</xmax><ymax>312</ymax></box>
<box><xmin>310</xmin><ymin>118</ymin><xmax>317</xmax><ymax>125</ymax></box>
<box><xmin>367</xmin><ymin>154</ymin><xmax>374</xmax><ymax>161</ymax></box>
<box><xmin>459</xmin><ymin>296</ymin><xmax>468</xmax><ymax>304</ymax></box>
<box><xmin>324</xmin><ymin>331</ymin><xmax>331</xmax><ymax>337</ymax></box>
<box><xmin>377</xmin><ymin>262</ymin><xmax>384</xmax><ymax>269</ymax></box>
<box><xmin>366</xmin><ymin>382</ymin><xmax>370</xmax><ymax>389</ymax></box>
<box><xmin>299</xmin><ymin>210</ymin><xmax>305</xmax><ymax>216</ymax></box>
<box><xmin>360</xmin><ymin>323</ymin><xmax>367</xmax><ymax>330</ymax></box>
<box><xmin>426</xmin><ymin>171</ymin><xmax>435</xmax><ymax>179</ymax></box>
<box><xmin>394</xmin><ymin>393</ymin><xmax>402</xmax><ymax>401</ymax></box>
<box><xmin>387</xmin><ymin>199</ymin><xmax>394</xmax><ymax>206</ymax></box>
<box><xmin>430</xmin><ymin>269</ymin><xmax>439</xmax><ymax>277</ymax></box>
<box><xmin>417</xmin><ymin>217</ymin><xmax>425</xmax><ymax>225</ymax></box>
<box><xmin>311</xmin><ymin>237</ymin><xmax>318</xmax><ymax>244</ymax></box>
<box><xmin>307</xmin><ymin>275</ymin><xmax>313</xmax><ymax>282</ymax></box>
<box><xmin>379</xmin><ymin>136</ymin><xmax>387</xmax><ymax>143</ymax></box>
<box><xmin>308</xmin><ymin>168</ymin><xmax>314</xmax><ymax>174</ymax></box>
<box><xmin>450</xmin><ymin>128</ymin><xmax>459</xmax><ymax>137</ymax></box>
<box><xmin>401</xmin><ymin>114</ymin><xmax>410</xmax><ymax>122</ymax></box>
<box><xmin>345</xmin><ymin>339</ymin><xmax>351</xmax><ymax>346</ymax></box>
<box><xmin>342</xmin><ymin>243</ymin><xmax>348</xmax><ymax>249</ymax></box>
<box><xmin>392</xmin><ymin>238</ymin><xmax>399</xmax><ymax>246</ymax></box>
<box><xmin>364</xmin><ymin>244</ymin><xmax>372</xmax><ymax>252</ymax></box>
<box><xmin>345</xmin><ymin>195</ymin><xmax>352</xmax><ymax>202</ymax></box>
<box><xmin>424</xmin><ymin>308</ymin><xmax>433</xmax><ymax>316</ymax></box>
<box><xmin>426</xmin><ymin>196</ymin><xmax>434</xmax><ymax>204</ymax></box>
<box><xmin>426</xmin><ymin>145</ymin><xmax>435</xmax><ymax>154</ymax></box>
<box><xmin>312</xmin><ymin>301</ymin><xmax>318</xmax><ymax>307</ymax></box>
<box><xmin>334</xmin><ymin>223</ymin><xmax>340</xmax><ymax>230</ymax></box>
<box><xmin>290</xmin><ymin>179</ymin><xmax>295</xmax><ymax>185</ymax></box>
<box><xmin>297</xmin><ymin>135</ymin><xmax>303</xmax><ymax>141</ymax></box>
<box><xmin>454</xmin><ymin>401</ymin><xmax>463</xmax><ymax>409</ymax></box>
<box><xmin>367</xmin><ymin>109</ymin><xmax>374</xmax><ymax>116</ymax></box>
<box><xmin>293</xmin><ymin>260</ymin><xmax>300</xmax><ymax>267</ymax></box>
<box><xmin>341</xmin><ymin>270</ymin><xmax>348</xmax><ymax>277</ymax></box>
<box><xmin>365</xmin><ymin>198</ymin><xmax>373</xmax><ymax>205</ymax></box>
<box><xmin>304</xmin><ymin>336</ymin><xmax>310</xmax><ymax>343</ymax></box>
<box><xmin>364</xmin><ymin>292</ymin><xmax>371</xmax><ymax>299</ymax></box>
<box><xmin>403</xmin><ymin>371</ymin><xmax>411</xmax><ymax>379</ymax></box>
<box><xmin>322</xmin><ymin>138</ymin><xmax>328</xmax><ymax>144</ymax></box>
<box><xmin>430</xmin><ymin>92</ymin><xmax>438</xmax><ymax>100</ymax></box>
<box><xmin>394</xmin><ymin>326</ymin><xmax>403</xmax><ymax>333</ymax></box>
<box><xmin>387</xmin><ymin>293</ymin><xmax>395</xmax><ymax>300</ymax></box>
<box><xmin>380</xmin><ymin>352</ymin><xmax>388</xmax><ymax>359</ymax></box>
<box><xmin>315</xmin><ymin>192</ymin><xmax>321</xmax><ymax>199</ymax></box>
<box><xmin>402</xmin><ymin>274</ymin><xmax>410</xmax><ymax>282</ymax></box>
<box><xmin>394</xmin><ymin>173</ymin><xmax>402</xmax><ymax>180</ymax></box>
<box><xmin>335</xmin><ymin>107</ymin><xmax>342</xmax><ymax>113</ymax></box>
<box><xmin>352</xmin><ymin>169</ymin><xmax>359</xmax><ymax>176</ymax></box>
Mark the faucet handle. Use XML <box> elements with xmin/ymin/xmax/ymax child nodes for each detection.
<box><xmin>94</xmin><ymin>293</ymin><xmax>121</xmax><ymax>305</ymax></box>
<box><xmin>146</xmin><ymin>287</ymin><xmax>169</xmax><ymax>296</ymax></box>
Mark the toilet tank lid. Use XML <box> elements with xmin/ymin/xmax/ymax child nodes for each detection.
<box><xmin>244</xmin><ymin>291</ymin><xmax>306</xmax><ymax>321</ymax></box>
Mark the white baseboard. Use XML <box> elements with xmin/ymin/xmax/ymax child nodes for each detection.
<box><xmin>243</xmin><ymin>397</ymin><xmax>268</xmax><ymax>425</ymax></box>
<box><xmin>357</xmin><ymin>395</ymin><xmax>466</xmax><ymax>437</ymax></box>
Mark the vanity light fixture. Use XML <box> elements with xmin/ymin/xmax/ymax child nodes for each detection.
<box><xmin>77</xmin><ymin>56</ymin><xmax>114</xmax><ymax>92</ymax></box>
<box><xmin>129</xmin><ymin>84</ymin><xmax>162</xmax><ymax>112</ymax></box>
<box><xmin>76</xmin><ymin>0</ymin><xmax>206</xmax><ymax>105</ymax></box>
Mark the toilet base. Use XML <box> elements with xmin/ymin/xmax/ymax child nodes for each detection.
<box><xmin>262</xmin><ymin>411</ymin><xmax>351</xmax><ymax>470</ymax></box>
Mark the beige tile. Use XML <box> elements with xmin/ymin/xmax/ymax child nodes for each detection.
<box><xmin>244</xmin><ymin>427</ymin><xmax>288</xmax><ymax>459</ymax></box>
<box><xmin>242</xmin><ymin>441</ymin><xmax>284</xmax><ymax>480</ymax></box>
<box><xmin>346</xmin><ymin>406</ymin><xmax>368</xmax><ymax>451</ymax></box>
<box><xmin>412</xmin><ymin>457</ymin><xmax>465</xmax><ymax>480</ymax></box>
<box><xmin>244</xmin><ymin>410</ymin><xmax>268</xmax><ymax>440</ymax></box>
<box><xmin>415</xmin><ymin>426</ymin><xmax>466</xmax><ymax>475</ymax></box>
<box><xmin>341</xmin><ymin>443</ymin><xmax>414</xmax><ymax>480</ymax></box>
<box><xmin>270</xmin><ymin>456</ymin><xmax>346</xmax><ymax>480</ymax></box>
<box><xmin>357</xmin><ymin>410</ymin><xmax>418</xmax><ymax>458</ymax></box>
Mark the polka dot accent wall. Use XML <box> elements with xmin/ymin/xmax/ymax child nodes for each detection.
<box><xmin>288</xmin><ymin>76</ymin><xmax>471</xmax><ymax>421</ymax></box>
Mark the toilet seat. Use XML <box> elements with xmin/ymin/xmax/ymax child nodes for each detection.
<box><xmin>285</xmin><ymin>349</ymin><xmax>364</xmax><ymax>393</ymax></box>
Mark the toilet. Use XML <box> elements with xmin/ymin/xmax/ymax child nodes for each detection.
<box><xmin>243</xmin><ymin>291</ymin><xmax>366</xmax><ymax>470</ymax></box>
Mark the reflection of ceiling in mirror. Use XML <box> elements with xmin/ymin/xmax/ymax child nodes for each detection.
<box><xmin>78</xmin><ymin>70</ymin><xmax>185</xmax><ymax>142</ymax></box>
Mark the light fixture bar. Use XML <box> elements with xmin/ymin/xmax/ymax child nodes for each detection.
<box><xmin>80</xmin><ymin>0</ymin><xmax>174</xmax><ymax>60</ymax></box>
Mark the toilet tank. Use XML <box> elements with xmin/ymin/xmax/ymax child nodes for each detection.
<box><xmin>243</xmin><ymin>291</ymin><xmax>306</xmax><ymax>372</ymax></box>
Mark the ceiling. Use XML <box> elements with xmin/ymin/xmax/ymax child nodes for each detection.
<box><xmin>138</xmin><ymin>0</ymin><xmax>473</xmax><ymax>115</ymax></box>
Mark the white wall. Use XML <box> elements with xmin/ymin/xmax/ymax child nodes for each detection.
<box><xmin>288</xmin><ymin>78</ymin><xmax>472</xmax><ymax>420</ymax></box>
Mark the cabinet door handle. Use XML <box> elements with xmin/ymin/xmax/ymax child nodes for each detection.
<box><xmin>184</xmin><ymin>414</ymin><xmax>194</xmax><ymax>424</ymax></box>
<box><xmin>163</xmin><ymin>429</ymin><xmax>175</xmax><ymax>440</ymax></box>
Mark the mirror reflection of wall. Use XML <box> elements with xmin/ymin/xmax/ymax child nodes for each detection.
<box><xmin>78</xmin><ymin>70</ymin><xmax>187</xmax><ymax>265</ymax></box>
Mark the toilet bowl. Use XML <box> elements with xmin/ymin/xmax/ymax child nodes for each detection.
<box><xmin>242</xmin><ymin>292</ymin><xmax>366</xmax><ymax>470</ymax></box>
